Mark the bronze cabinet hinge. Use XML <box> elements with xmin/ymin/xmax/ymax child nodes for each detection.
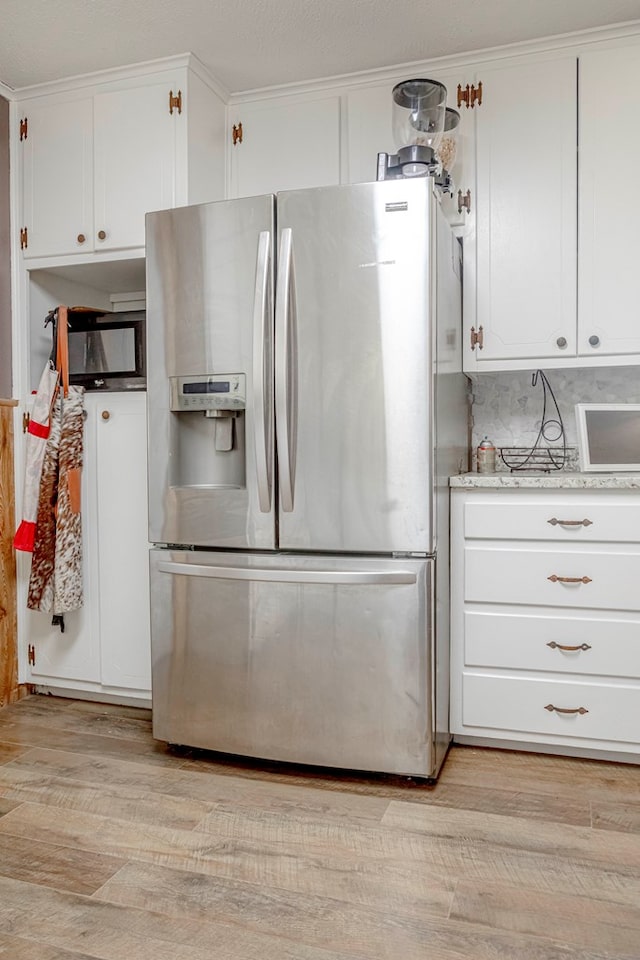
<box><xmin>232</xmin><ymin>122</ymin><xmax>243</xmax><ymax>145</ymax></box>
<box><xmin>28</xmin><ymin>644</ymin><xmax>36</xmax><ymax>666</ymax></box>
<box><xmin>458</xmin><ymin>189</ymin><xmax>472</xmax><ymax>215</ymax></box>
<box><xmin>22</xmin><ymin>412</ymin><xmax>30</xmax><ymax>433</ymax></box>
<box><xmin>20</xmin><ymin>227</ymin><xmax>28</xmax><ymax>249</ymax></box>
<box><xmin>169</xmin><ymin>90</ymin><xmax>182</xmax><ymax>115</ymax></box>
<box><xmin>470</xmin><ymin>326</ymin><xmax>484</xmax><ymax>350</ymax></box>
<box><xmin>19</xmin><ymin>117</ymin><xmax>28</xmax><ymax>140</ymax></box>
<box><xmin>457</xmin><ymin>82</ymin><xmax>483</xmax><ymax>109</ymax></box>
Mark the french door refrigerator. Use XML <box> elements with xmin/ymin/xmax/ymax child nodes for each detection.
<box><xmin>146</xmin><ymin>178</ymin><xmax>467</xmax><ymax>778</ymax></box>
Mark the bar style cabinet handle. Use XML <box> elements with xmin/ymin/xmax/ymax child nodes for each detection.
<box><xmin>547</xmin><ymin>575</ymin><xmax>592</xmax><ymax>584</ymax></box>
<box><xmin>547</xmin><ymin>641</ymin><xmax>592</xmax><ymax>652</ymax></box>
<box><xmin>544</xmin><ymin>704</ymin><xmax>589</xmax><ymax>716</ymax></box>
<box><xmin>547</xmin><ymin>518</ymin><xmax>593</xmax><ymax>527</ymax></box>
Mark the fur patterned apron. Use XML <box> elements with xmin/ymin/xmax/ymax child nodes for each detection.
<box><xmin>27</xmin><ymin>384</ymin><xmax>85</xmax><ymax>614</ymax></box>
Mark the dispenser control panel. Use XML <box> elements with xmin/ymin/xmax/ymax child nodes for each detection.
<box><xmin>170</xmin><ymin>374</ymin><xmax>246</xmax><ymax>412</ymax></box>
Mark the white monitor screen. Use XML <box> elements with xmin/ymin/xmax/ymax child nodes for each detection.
<box><xmin>576</xmin><ymin>404</ymin><xmax>640</xmax><ymax>471</ymax></box>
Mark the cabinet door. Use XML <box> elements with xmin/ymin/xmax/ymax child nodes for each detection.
<box><xmin>472</xmin><ymin>58</ymin><xmax>577</xmax><ymax>363</ymax></box>
<box><xmin>21</xmin><ymin>97</ymin><xmax>94</xmax><ymax>259</ymax></box>
<box><xmin>345</xmin><ymin>77</ymin><xmax>474</xmax><ymax>226</ymax></box>
<box><xmin>579</xmin><ymin>43</ymin><xmax>640</xmax><ymax>357</ymax></box>
<box><xmin>229</xmin><ymin>96</ymin><xmax>340</xmax><ymax>198</ymax></box>
<box><xmin>94</xmin><ymin>81</ymin><xmax>178</xmax><ymax>251</ymax></box>
<box><xmin>94</xmin><ymin>393</ymin><xmax>151</xmax><ymax>691</ymax></box>
<box><xmin>345</xmin><ymin>83</ymin><xmax>394</xmax><ymax>185</ymax></box>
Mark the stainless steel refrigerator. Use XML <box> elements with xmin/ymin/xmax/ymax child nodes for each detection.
<box><xmin>146</xmin><ymin>178</ymin><xmax>467</xmax><ymax>778</ymax></box>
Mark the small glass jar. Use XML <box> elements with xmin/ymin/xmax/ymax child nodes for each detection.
<box><xmin>477</xmin><ymin>436</ymin><xmax>497</xmax><ymax>474</ymax></box>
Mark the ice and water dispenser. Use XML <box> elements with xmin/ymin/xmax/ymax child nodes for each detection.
<box><xmin>168</xmin><ymin>373</ymin><xmax>247</xmax><ymax>488</ymax></box>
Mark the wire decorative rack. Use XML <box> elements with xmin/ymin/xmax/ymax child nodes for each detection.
<box><xmin>499</xmin><ymin>446</ymin><xmax>567</xmax><ymax>473</ymax></box>
<box><xmin>495</xmin><ymin>371</ymin><xmax>569</xmax><ymax>473</ymax></box>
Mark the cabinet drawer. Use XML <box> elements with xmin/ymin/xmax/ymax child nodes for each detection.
<box><xmin>465</xmin><ymin>546</ymin><xmax>639</xmax><ymax>611</ymax></box>
<box><xmin>465</xmin><ymin>609</ymin><xmax>640</xmax><ymax>677</ymax></box>
<box><xmin>464</xmin><ymin>500</ymin><xmax>640</xmax><ymax>542</ymax></box>
<box><xmin>462</xmin><ymin>673</ymin><xmax>640</xmax><ymax>745</ymax></box>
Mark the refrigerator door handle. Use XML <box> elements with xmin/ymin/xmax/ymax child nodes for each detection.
<box><xmin>157</xmin><ymin>561</ymin><xmax>417</xmax><ymax>585</ymax></box>
<box><xmin>275</xmin><ymin>226</ymin><xmax>296</xmax><ymax>512</ymax></box>
<box><xmin>252</xmin><ymin>229</ymin><xmax>273</xmax><ymax>513</ymax></box>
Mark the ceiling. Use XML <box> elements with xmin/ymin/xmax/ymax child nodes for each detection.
<box><xmin>2</xmin><ymin>0</ymin><xmax>640</xmax><ymax>94</ymax></box>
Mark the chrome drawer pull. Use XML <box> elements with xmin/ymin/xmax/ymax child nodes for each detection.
<box><xmin>545</xmin><ymin>704</ymin><xmax>589</xmax><ymax>716</ymax></box>
<box><xmin>547</xmin><ymin>518</ymin><xmax>593</xmax><ymax>527</ymax></box>
<box><xmin>548</xmin><ymin>574</ymin><xmax>592</xmax><ymax>584</ymax></box>
<box><xmin>547</xmin><ymin>641</ymin><xmax>592</xmax><ymax>652</ymax></box>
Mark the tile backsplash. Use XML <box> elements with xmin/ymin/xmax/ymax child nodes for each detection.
<box><xmin>469</xmin><ymin>367</ymin><xmax>640</xmax><ymax>471</ymax></box>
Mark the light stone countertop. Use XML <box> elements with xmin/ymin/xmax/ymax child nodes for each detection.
<box><xmin>449</xmin><ymin>472</ymin><xmax>640</xmax><ymax>490</ymax></box>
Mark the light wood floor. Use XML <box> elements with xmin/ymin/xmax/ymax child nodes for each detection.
<box><xmin>0</xmin><ymin>695</ymin><xmax>638</xmax><ymax>959</ymax></box>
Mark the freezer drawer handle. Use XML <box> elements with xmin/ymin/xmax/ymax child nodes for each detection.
<box><xmin>157</xmin><ymin>561</ymin><xmax>417</xmax><ymax>585</ymax></box>
<box><xmin>544</xmin><ymin>704</ymin><xmax>589</xmax><ymax>716</ymax></box>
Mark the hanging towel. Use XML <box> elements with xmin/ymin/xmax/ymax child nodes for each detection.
<box><xmin>27</xmin><ymin>306</ymin><xmax>85</xmax><ymax>615</ymax></box>
<box><xmin>27</xmin><ymin>386</ymin><xmax>85</xmax><ymax>614</ymax></box>
<box><xmin>14</xmin><ymin>362</ymin><xmax>60</xmax><ymax>552</ymax></box>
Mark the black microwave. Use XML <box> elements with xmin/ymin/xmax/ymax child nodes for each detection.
<box><xmin>67</xmin><ymin>310</ymin><xmax>146</xmax><ymax>391</ymax></box>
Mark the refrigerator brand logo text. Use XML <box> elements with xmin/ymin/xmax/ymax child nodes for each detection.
<box><xmin>358</xmin><ymin>260</ymin><xmax>396</xmax><ymax>269</ymax></box>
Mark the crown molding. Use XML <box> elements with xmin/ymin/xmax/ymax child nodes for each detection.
<box><xmin>187</xmin><ymin>54</ymin><xmax>230</xmax><ymax>102</ymax></box>
<box><xmin>10</xmin><ymin>52</ymin><xmax>229</xmax><ymax>102</ymax></box>
<box><xmin>229</xmin><ymin>17</ymin><xmax>640</xmax><ymax>103</ymax></box>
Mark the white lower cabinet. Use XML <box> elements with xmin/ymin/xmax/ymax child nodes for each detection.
<box><xmin>450</xmin><ymin>487</ymin><xmax>640</xmax><ymax>758</ymax></box>
<box><xmin>23</xmin><ymin>391</ymin><xmax>151</xmax><ymax>702</ymax></box>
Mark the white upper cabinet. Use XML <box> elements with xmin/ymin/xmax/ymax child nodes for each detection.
<box><xmin>20</xmin><ymin>97</ymin><xmax>94</xmax><ymax>259</ymax></box>
<box><xmin>578</xmin><ymin>41</ymin><xmax>640</xmax><ymax>358</ymax></box>
<box><xmin>93</xmin><ymin>82</ymin><xmax>179</xmax><ymax>252</ymax></box>
<box><xmin>467</xmin><ymin>56</ymin><xmax>578</xmax><ymax>368</ymax></box>
<box><xmin>17</xmin><ymin>58</ymin><xmax>226</xmax><ymax>261</ymax></box>
<box><xmin>345</xmin><ymin>74</ymin><xmax>475</xmax><ymax>227</ymax></box>
<box><xmin>228</xmin><ymin>95</ymin><xmax>341</xmax><ymax>198</ymax></box>
<box><xmin>345</xmin><ymin>83</ymin><xmax>394</xmax><ymax>185</ymax></box>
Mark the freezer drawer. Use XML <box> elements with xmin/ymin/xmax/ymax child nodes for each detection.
<box><xmin>150</xmin><ymin>549</ymin><xmax>436</xmax><ymax>777</ymax></box>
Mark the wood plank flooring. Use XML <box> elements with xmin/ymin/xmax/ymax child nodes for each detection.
<box><xmin>0</xmin><ymin>695</ymin><xmax>638</xmax><ymax>959</ymax></box>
